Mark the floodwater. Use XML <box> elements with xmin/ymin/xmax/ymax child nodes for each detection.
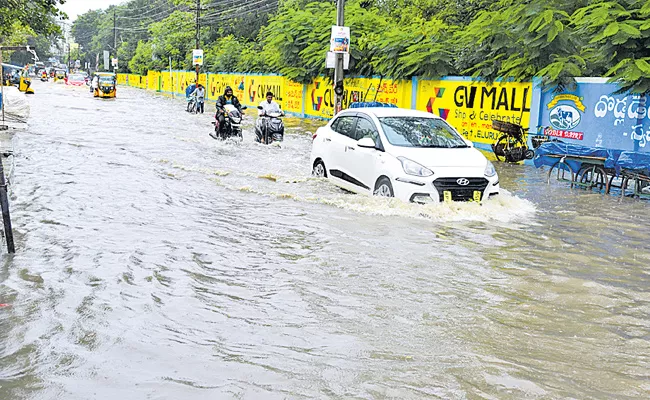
<box><xmin>0</xmin><ymin>81</ymin><xmax>649</xmax><ymax>399</ymax></box>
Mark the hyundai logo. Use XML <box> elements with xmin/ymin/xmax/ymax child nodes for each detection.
<box><xmin>456</xmin><ymin>178</ymin><xmax>470</xmax><ymax>186</ymax></box>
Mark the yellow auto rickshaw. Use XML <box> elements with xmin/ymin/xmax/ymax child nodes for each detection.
<box><xmin>53</xmin><ymin>69</ymin><xmax>67</xmax><ymax>82</ymax></box>
<box><xmin>93</xmin><ymin>72</ymin><xmax>117</xmax><ymax>98</ymax></box>
<box><xmin>17</xmin><ymin>69</ymin><xmax>34</xmax><ymax>94</ymax></box>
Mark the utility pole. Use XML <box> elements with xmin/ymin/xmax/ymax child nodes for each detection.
<box><xmin>0</xmin><ymin>48</ymin><xmax>5</xmax><ymax>130</ymax></box>
<box><xmin>194</xmin><ymin>0</ymin><xmax>201</xmax><ymax>84</ymax></box>
<box><xmin>113</xmin><ymin>9</ymin><xmax>117</xmax><ymax>72</ymax></box>
<box><xmin>334</xmin><ymin>0</ymin><xmax>345</xmax><ymax>114</ymax></box>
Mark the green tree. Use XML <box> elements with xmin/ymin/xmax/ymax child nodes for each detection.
<box><xmin>457</xmin><ymin>0</ymin><xmax>590</xmax><ymax>90</ymax></box>
<box><xmin>573</xmin><ymin>0</ymin><xmax>650</xmax><ymax>93</ymax></box>
<box><xmin>0</xmin><ymin>0</ymin><xmax>66</xmax><ymax>38</ymax></box>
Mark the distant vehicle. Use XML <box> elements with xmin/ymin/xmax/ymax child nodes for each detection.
<box><xmin>93</xmin><ymin>72</ymin><xmax>116</xmax><ymax>98</ymax></box>
<box><xmin>66</xmin><ymin>73</ymin><xmax>86</xmax><ymax>87</ymax></box>
<box><xmin>310</xmin><ymin>107</ymin><xmax>500</xmax><ymax>204</ymax></box>
<box><xmin>54</xmin><ymin>69</ymin><xmax>67</xmax><ymax>81</ymax></box>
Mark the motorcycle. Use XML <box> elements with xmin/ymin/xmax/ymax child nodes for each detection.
<box><xmin>255</xmin><ymin>106</ymin><xmax>285</xmax><ymax>144</ymax></box>
<box><xmin>210</xmin><ymin>104</ymin><xmax>247</xmax><ymax>140</ymax></box>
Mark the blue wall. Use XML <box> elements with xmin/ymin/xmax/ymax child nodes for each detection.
<box><xmin>537</xmin><ymin>78</ymin><xmax>650</xmax><ymax>152</ymax></box>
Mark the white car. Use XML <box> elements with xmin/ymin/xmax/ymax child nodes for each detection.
<box><xmin>310</xmin><ymin>107</ymin><xmax>500</xmax><ymax>203</ymax></box>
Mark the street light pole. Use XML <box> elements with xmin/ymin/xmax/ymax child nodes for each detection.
<box><xmin>334</xmin><ymin>0</ymin><xmax>345</xmax><ymax>114</ymax></box>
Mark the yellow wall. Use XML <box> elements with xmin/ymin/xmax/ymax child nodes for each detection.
<box><xmin>114</xmin><ymin>72</ymin><xmax>533</xmax><ymax>142</ymax></box>
<box><xmin>207</xmin><ymin>73</ymin><xmax>246</xmax><ymax>101</ymax></box>
<box><xmin>415</xmin><ymin>79</ymin><xmax>532</xmax><ymax>145</ymax></box>
<box><xmin>305</xmin><ymin>77</ymin><xmax>412</xmax><ymax>119</ymax></box>
<box><xmin>147</xmin><ymin>71</ymin><xmax>160</xmax><ymax>91</ymax></box>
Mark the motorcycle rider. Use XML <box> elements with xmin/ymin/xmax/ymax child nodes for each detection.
<box><xmin>258</xmin><ymin>91</ymin><xmax>284</xmax><ymax>117</ymax></box>
<box><xmin>257</xmin><ymin>91</ymin><xmax>285</xmax><ymax>142</ymax></box>
<box><xmin>215</xmin><ymin>86</ymin><xmax>242</xmax><ymax>132</ymax></box>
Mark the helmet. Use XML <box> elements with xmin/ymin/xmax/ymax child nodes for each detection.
<box><xmin>224</xmin><ymin>86</ymin><xmax>233</xmax><ymax>95</ymax></box>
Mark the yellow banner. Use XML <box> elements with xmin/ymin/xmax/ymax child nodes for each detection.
<box><xmin>415</xmin><ymin>79</ymin><xmax>532</xmax><ymax>144</ymax></box>
<box><xmin>305</xmin><ymin>76</ymin><xmax>412</xmax><ymax>119</ymax></box>
<box><xmin>161</xmin><ymin>71</ymin><xmax>171</xmax><ymax>93</ymax></box>
<box><xmin>147</xmin><ymin>71</ymin><xmax>160</xmax><ymax>91</ymax></box>
<box><xmin>116</xmin><ymin>74</ymin><xmax>128</xmax><ymax>85</ymax></box>
<box><xmin>244</xmin><ymin>75</ymin><xmax>284</xmax><ymax>108</ymax></box>
<box><xmin>207</xmin><ymin>73</ymin><xmax>246</xmax><ymax>102</ymax></box>
<box><xmin>284</xmin><ymin>78</ymin><xmax>303</xmax><ymax>114</ymax></box>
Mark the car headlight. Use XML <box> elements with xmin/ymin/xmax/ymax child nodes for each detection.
<box><xmin>397</xmin><ymin>157</ymin><xmax>433</xmax><ymax>177</ymax></box>
<box><xmin>484</xmin><ymin>160</ymin><xmax>497</xmax><ymax>177</ymax></box>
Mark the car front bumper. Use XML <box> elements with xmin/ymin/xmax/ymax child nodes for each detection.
<box><xmin>392</xmin><ymin>174</ymin><xmax>500</xmax><ymax>203</ymax></box>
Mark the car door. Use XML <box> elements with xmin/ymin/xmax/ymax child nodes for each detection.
<box><xmin>327</xmin><ymin>115</ymin><xmax>359</xmax><ymax>190</ymax></box>
<box><xmin>339</xmin><ymin>116</ymin><xmax>383</xmax><ymax>193</ymax></box>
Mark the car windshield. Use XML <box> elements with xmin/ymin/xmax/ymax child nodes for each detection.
<box><xmin>99</xmin><ymin>76</ymin><xmax>114</xmax><ymax>83</ymax></box>
<box><xmin>378</xmin><ymin>116</ymin><xmax>468</xmax><ymax>148</ymax></box>
<box><xmin>69</xmin><ymin>75</ymin><xmax>84</xmax><ymax>81</ymax></box>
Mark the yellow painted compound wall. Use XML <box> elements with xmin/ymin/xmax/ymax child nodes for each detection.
<box><xmin>305</xmin><ymin>77</ymin><xmax>412</xmax><ymax>119</ymax></box>
<box><xmin>415</xmin><ymin>79</ymin><xmax>533</xmax><ymax>145</ymax></box>
<box><xmin>115</xmin><ymin>72</ymin><xmax>532</xmax><ymax>143</ymax></box>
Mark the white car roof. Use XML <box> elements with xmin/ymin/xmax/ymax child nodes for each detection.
<box><xmin>338</xmin><ymin>107</ymin><xmax>442</xmax><ymax>120</ymax></box>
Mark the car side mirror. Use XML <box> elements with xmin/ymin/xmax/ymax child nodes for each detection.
<box><xmin>464</xmin><ymin>138</ymin><xmax>474</xmax><ymax>147</ymax></box>
<box><xmin>358</xmin><ymin>137</ymin><xmax>376</xmax><ymax>148</ymax></box>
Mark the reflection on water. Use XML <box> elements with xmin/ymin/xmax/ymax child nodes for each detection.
<box><xmin>0</xmin><ymin>82</ymin><xmax>649</xmax><ymax>399</ymax></box>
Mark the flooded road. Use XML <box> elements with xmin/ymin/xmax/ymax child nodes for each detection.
<box><xmin>1</xmin><ymin>81</ymin><xmax>649</xmax><ymax>399</ymax></box>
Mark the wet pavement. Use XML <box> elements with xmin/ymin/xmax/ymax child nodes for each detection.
<box><xmin>0</xmin><ymin>81</ymin><xmax>649</xmax><ymax>399</ymax></box>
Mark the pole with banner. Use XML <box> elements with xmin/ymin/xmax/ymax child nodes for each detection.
<box><xmin>331</xmin><ymin>1</ymin><xmax>348</xmax><ymax>115</ymax></box>
<box><xmin>193</xmin><ymin>49</ymin><xmax>203</xmax><ymax>84</ymax></box>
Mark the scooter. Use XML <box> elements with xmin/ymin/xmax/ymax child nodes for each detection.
<box><xmin>255</xmin><ymin>106</ymin><xmax>285</xmax><ymax>144</ymax></box>
<box><xmin>210</xmin><ymin>104</ymin><xmax>247</xmax><ymax>140</ymax></box>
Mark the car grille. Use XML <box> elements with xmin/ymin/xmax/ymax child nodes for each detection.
<box><xmin>433</xmin><ymin>177</ymin><xmax>489</xmax><ymax>202</ymax></box>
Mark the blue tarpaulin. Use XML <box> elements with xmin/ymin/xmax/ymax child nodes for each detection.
<box><xmin>533</xmin><ymin>142</ymin><xmax>649</xmax><ymax>175</ymax></box>
<box><xmin>616</xmin><ymin>152</ymin><xmax>650</xmax><ymax>176</ymax></box>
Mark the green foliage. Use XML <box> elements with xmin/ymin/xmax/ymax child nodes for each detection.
<box><xmin>205</xmin><ymin>35</ymin><xmax>243</xmax><ymax>72</ymax></box>
<box><xmin>0</xmin><ymin>0</ymin><xmax>65</xmax><ymax>38</ymax></box>
<box><xmin>573</xmin><ymin>0</ymin><xmax>650</xmax><ymax>93</ymax></box>
<box><xmin>70</xmin><ymin>0</ymin><xmax>650</xmax><ymax>93</ymax></box>
<box><xmin>261</xmin><ymin>2</ymin><xmax>336</xmax><ymax>83</ymax></box>
<box><xmin>128</xmin><ymin>40</ymin><xmax>154</xmax><ymax>74</ymax></box>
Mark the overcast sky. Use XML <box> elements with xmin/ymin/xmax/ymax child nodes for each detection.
<box><xmin>59</xmin><ymin>0</ymin><xmax>125</xmax><ymax>21</ymax></box>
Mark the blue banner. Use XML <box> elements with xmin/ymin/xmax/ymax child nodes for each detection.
<box><xmin>539</xmin><ymin>79</ymin><xmax>650</xmax><ymax>152</ymax></box>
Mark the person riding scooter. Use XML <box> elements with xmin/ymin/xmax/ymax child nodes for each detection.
<box><xmin>214</xmin><ymin>86</ymin><xmax>243</xmax><ymax>133</ymax></box>
<box><xmin>258</xmin><ymin>91</ymin><xmax>284</xmax><ymax>117</ymax></box>
<box><xmin>256</xmin><ymin>91</ymin><xmax>285</xmax><ymax>143</ymax></box>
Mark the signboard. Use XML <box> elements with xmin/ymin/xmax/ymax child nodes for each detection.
<box><xmin>540</xmin><ymin>80</ymin><xmax>650</xmax><ymax>151</ymax></box>
<box><xmin>415</xmin><ymin>79</ymin><xmax>533</xmax><ymax>145</ymax></box>
<box><xmin>103</xmin><ymin>50</ymin><xmax>109</xmax><ymax>71</ymax></box>
<box><xmin>111</xmin><ymin>58</ymin><xmax>118</xmax><ymax>68</ymax></box>
<box><xmin>330</xmin><ymin>26</ymin><xmax>350</xmax><ymax>53</ymax></box>
<box><xmin>326</xmin><ymin>52</ymin><xmax>350</xmax><ymax>69</ymax></box>
<box><xmin>193</xmin><ymin>49</ymin><xmax>204</xmax><ymax>66</ymax></box>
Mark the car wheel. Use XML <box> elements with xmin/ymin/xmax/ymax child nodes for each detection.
<box><xmin>374</xmin><ymin>177</ymin><xmax>394</xmax><ymax>197</ymax></box>
<box><xmin>312</xmin><ymin>160</ymin><xmax>327</xmax><ymax>178</ymax></box>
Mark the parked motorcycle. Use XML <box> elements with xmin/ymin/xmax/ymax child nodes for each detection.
<box><xmin>210</xmin><ymin>104</ymin><xmax>247</xmax><ymax>140</ymax></box>
<box><xmin>255</xmin><ymin>106</ymin><xmax>285</xmax><ymax>144</ymax></box>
